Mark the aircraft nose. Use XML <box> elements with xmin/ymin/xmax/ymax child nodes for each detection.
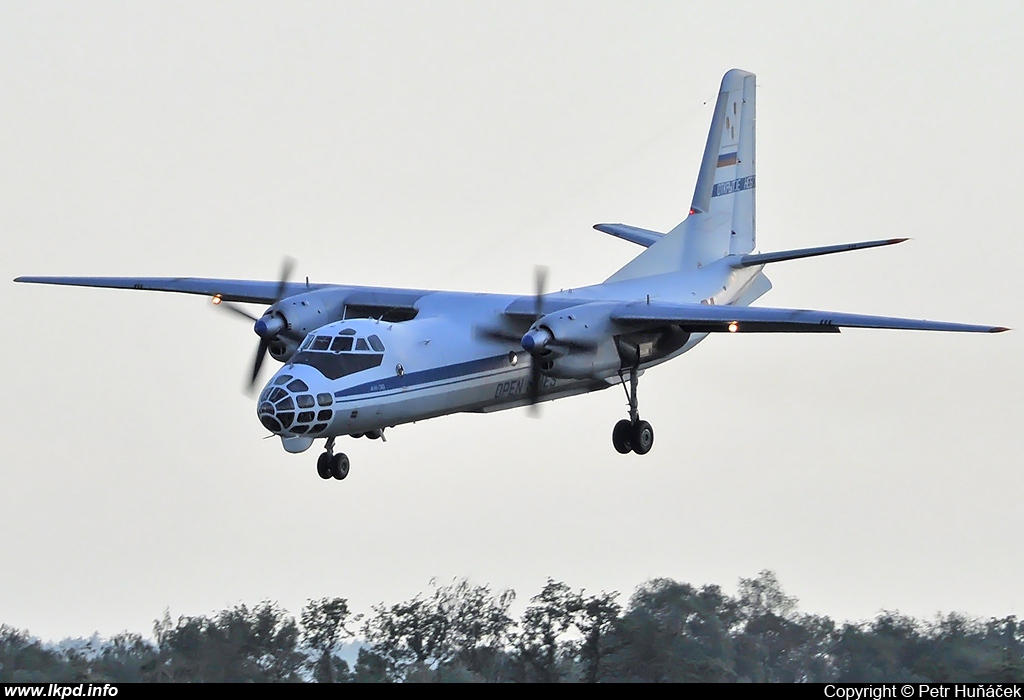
<box><xmin>256</xmin><ymin>372</ymin><xmax>336</xmax><ymax>436</ymax></box>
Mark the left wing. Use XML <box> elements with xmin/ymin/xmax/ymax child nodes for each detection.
<box><xmin>611</xmin><ymin>301</ymin><xmax>1009</xmax><ymax>334</ymax></box>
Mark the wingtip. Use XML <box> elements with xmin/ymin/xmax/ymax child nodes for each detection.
<box><xmin>888</xmin><ymin>238</ymin><xmax>911</xmax><ymax>245</ymax></box>
<box><xmin>989</xmin><ymin>326</ymin><xmax>1011</xmax><ymax>333</ymax></box>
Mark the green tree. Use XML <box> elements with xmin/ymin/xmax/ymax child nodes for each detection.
<box><xmin>154</xmin><ymin>601</ymin><xmax>303</xmax><ymax>682</ymax></box>
<box><xmin>575</xmin><ymin>590</ymin><xmax>622</xmax><ymax>683</ymax></box>
<box><xmin>603</xmin><ymin>579</ymin><xmax>737</xmax><ymax>682</ymax></box>
<box><xmin>300</xmin><ymin>597</ymin><xmax>356</xmax><ymax>683</ymax></box>
<box><xmin>0</xmin><ymin>625</ymin><xmax>71</xmax><ymax>682</ymax></box>
<box><xmin>363</xmin><ymin>579</ymin><xmax>515</xmax><ymax>681</ymax></box>
<box><xmin>734</xmin><ymin>571</ymin><xmax>835</xmax><ymax>681</ymax></box>
<box><xmin>513</xmin><ymin>579</ymin><xmax>580</xmax><ymax>682</ymax></box>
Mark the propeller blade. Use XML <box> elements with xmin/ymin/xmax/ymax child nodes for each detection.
<box><xmin>475</xmin><ymin>326</ymin><xmax>523</xmax><ymax>344</ymax></box>
<box><xmin>274</xmin><ymin>257</ymin><xmax>295</xmax><ymax>304</ymax></box>
<box><xmin>217</xmin><ymin>300</ymin><xmax>260</xmax><ymax>322</ymax></box>
<box><xmin>550</xmin><ymin>337</ymin><xmax>598</xmax><ymax>352</ymax></box>
<box><xmin>534</xmin><ymin>266</ymin><xmax>548</xmax><ymax>320</ymax></box>
<box><xmin>246</xmin><ymin>257</ymin><xmax>297</xmax><ymax>392</ymax></box>
<box><xmin>526</xmin><ymin>265</ymin><xmax>549</xmax><ymax>414</ymax></box>
<box><xmin>527</xmin><ymin>355</ymin><xmax>542</xmax><ymax>416</ymax></box>
<box><xmin>522</xmin><ymin>266</ymin><xmax>550</xmax><ymax>415</ymax></box>
<box><xmin>250</xmin><ymin>337</ymin><xmax>271</xmax><ymax>389</ymax></box>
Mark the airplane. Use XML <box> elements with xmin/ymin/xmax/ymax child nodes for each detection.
<box><xmin>14</xmin><ymin>69</ymin><xmax>1007</xmax><ymax>483</ymax></box>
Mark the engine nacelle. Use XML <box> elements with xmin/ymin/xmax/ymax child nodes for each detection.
<box><xmin>526</xmin><ymin>303</ymin><xmax>695</xmax><ymax>380</ymax></box>
<box><xmin>531</xmin><ymin>302</ymin><xmax>622</xmax><ymax>379</ymax></box>
<box><xmin>534</xmin><ymin>302</ymin><xmax>618</xmax><ymax>352</ymax></box>
<box><xmin>259</xmin><ymin>291</ymin><xmax>344</xmax><ymax>363</ymax></box>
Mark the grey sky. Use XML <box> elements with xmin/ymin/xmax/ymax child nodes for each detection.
<box><xmin>2</xmin><ymin>2</ymin><xmax>1022</xmax><ymax>641</ymax></box>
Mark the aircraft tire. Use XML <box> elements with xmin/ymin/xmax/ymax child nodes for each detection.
<box><xmin>331</xmin><ymin>453</ymin><xmax>350</xmax><ymax>480</ymax></box>
<box><xmin>317</xmin><ymin>453</ymin><xmax>333</xmax><ymax>480</ymax></box>
<box><xmin>612</xmin><ymin>419</ymin><xmax>633</xmax><ymax>454</ymax></box>
<box><xmin>631</xmin><ymin>421</ymin><xmax>654</xmax><ymax>455</ymax></box>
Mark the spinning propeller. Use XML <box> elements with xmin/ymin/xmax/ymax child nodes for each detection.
<box><xmin>213</xmin><ymin>257</ymin><xmax>304</xmax><ymax>390</ymax></box>
<box><xmin>524</xmin><ymin>266</ymin><xmax>548</xmax><ymax>412</ymax></box>
<box><xmin>477</xmin><ymin>266</ymin><xmax>551</xmax><ymax>414</ymax></box>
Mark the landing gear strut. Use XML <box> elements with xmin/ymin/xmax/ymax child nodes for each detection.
<box><xmin>317</xmin><ymin>437</ymin><xmax>350</xmax><ymax>480</ymax></box>
<box><xmin>612</xmin><ymin>365</ymin><xmax>654</xmax><ymax>456</ymax></box>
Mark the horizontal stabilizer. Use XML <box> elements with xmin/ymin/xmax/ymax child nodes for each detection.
<box><xmin>611</xmin><ymin>301</ymin><xmax>1008</xmax><ymax>334</ymax></box>
<box><xmin>593</xmin><ymin>223</ymin><xmax>665</xmax><ymax>248</ymax></box>
<box><xmin>731</xmin><ymin>238</ymin><xmax>908</xmax><ymax>268</ymax></box>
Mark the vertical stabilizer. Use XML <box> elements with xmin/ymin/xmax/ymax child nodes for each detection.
<box><xmin>607</xmin><ymin>69</ymin><xmax>756</xmax><ymax>283</ymax></box>
<box><xmin>692</xmin><ymin>68</ymin><xmax>756</xmax><ymax>257</ymax></box>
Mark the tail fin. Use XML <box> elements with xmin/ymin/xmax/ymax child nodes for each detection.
<box><xmin>607</xmin><ymin>69</ymin><xmax>756</xmax><ymax>283</ymax></box>
<box><xmin>691</xmin><ymin>68</ymin><xmax>756</xmax><ymax>256</ymax></box>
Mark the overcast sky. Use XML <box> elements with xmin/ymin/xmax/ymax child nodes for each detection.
<box><xmin>3</xmin><ymin>1</ymin><xmax>1023</xmax><ymax>642</ymax></box>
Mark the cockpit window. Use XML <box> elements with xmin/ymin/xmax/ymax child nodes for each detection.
<box><xmin>330</xmin><ymin>337</ymin><xmax>354</xmax><ymax>353</ymax></box>
<box><xmin>290</xmin><ymin>328</ymin><xmax>387</xmax><ymax>378</ymax></box>
<box><xmin>273</xmin><ymin>375</ymin><xmax>293</xmax><ymax>385</ymax></box>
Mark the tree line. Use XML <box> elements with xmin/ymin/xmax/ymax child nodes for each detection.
<box><xmin>2</xmin><ymin>571</ymin><xmax>1022</xmax><ymax>682</ymax></box>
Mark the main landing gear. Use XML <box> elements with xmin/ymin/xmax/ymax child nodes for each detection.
<box><xmin>317</xmin><ymin>437</ymin><xmax>350</xmax><ymax>481</ymax></box>
<box><xmin>612</xmin><ymin>367</ymin><xmax>655</xmax><ymax>456</ymax></box>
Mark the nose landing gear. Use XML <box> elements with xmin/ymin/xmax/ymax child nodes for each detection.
<box><xmin>612</xmin><ymin>367</ymin><xmax>655</xmax><ymax>456</ymax></box>
<box><xmin>317</xmin><ymin>437</ymin><xmax>350</xmax><ymax>480</ymax></box>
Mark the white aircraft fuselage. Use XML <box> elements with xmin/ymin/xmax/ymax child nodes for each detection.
<box><xmin>260</xmin><ymin>259</ymin><xmax>762</xmax><ymax>453</ymax></box>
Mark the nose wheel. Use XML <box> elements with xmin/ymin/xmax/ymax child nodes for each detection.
<box><xmin>612</xmin><ymin>367</ymin><xmax>655</xmax><ymax>456</ymax></box>
<box><xmin>317</xmin><ymin>438</ymin><xmax>350</xmax><ymax>480</ymax></box>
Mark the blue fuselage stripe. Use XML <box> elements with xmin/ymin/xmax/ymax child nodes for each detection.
<box><xmin>334</xmin><ymin>354</ymin><xmax>513</xmax><ymax>401</ymax></box>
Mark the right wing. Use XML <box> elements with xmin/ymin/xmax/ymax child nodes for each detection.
<box><xmin>13</xmin><ymin>276</ymin><xmax>335</xmax><ymax>304</ymax></box>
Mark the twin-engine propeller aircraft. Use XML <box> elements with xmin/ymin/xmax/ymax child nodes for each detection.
<box><xmin>15</xmin><ymin>69</ymin><xmax>1007</xmax><ymax>482</ymax></box>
